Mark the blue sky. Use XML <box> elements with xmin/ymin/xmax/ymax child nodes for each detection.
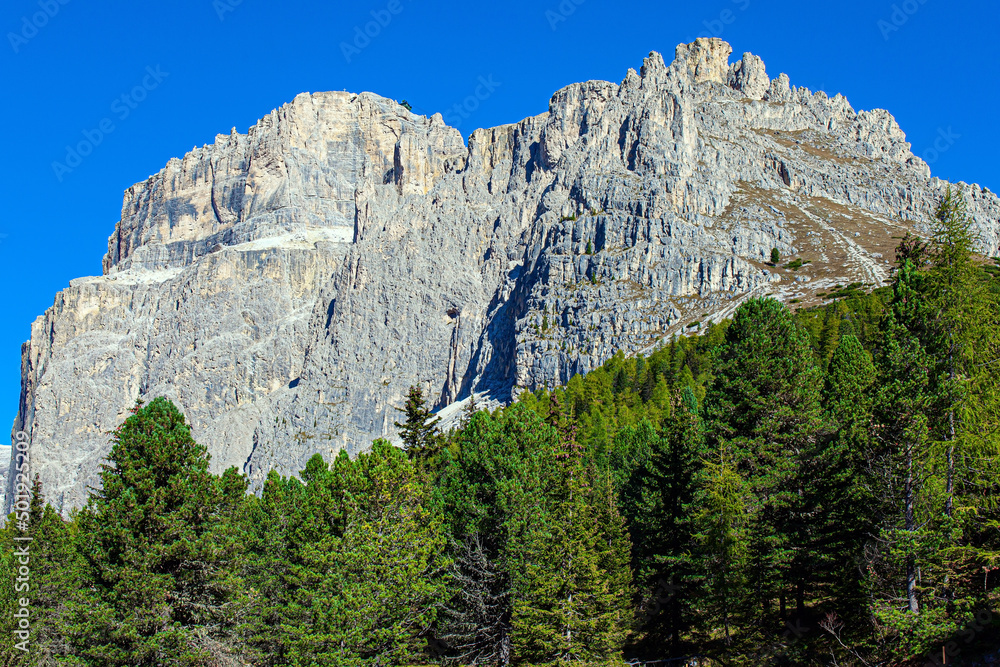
<box><xmin>0</xmin><ymin>0</ymin><xmax>997</xmax><ymax>425</ymax></box>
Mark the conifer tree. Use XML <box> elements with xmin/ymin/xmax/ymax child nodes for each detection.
<box><xmin>814</xmin><ymin>334</ymin><xmax>878</xmax><ymax>617</ymax></box>
<box><xmin>286</xmin><ymin>443</ymin><xmax>448</xmax><ymax>666</ymax></box>
<box><xmin>691</xmin><ymin>448</ymin><xmax>749</xmax><ymax>648</ymax></box>
<box><xmin>395</xmin><ymin>384</ymin><xmax>444</xmax><ymax>470</ymax></box>
<box><xmin>0</xmin><ymin>522</ymin><xmax>31</xmax><ymax>667</ymax></box>
<box><xmin>442</xmin><ymin>531</ymin><xmax>512</xmax><ymax>666</ymax></box>
<box><xmin>625</xmin><ymin>389</ymin><xmax>704</xmax><ymax>653</ymax></box>
<box><xmin>77</xmin><ymin>397</ymin><xmax>249</xmax><ymax>666</ymax></box>
<box><xmin>22</xmin><ymin>505</ymin><xmax>98</xmax><ymax>664</ymax></box>
<box><xmin>924</xmin><ymin>189</ymin><xmax>1000</xmax><ymax>517</ymax></box>
<box><xmin>703</xmin><ymin>298</ymin><xmax>826</xmax><ymax>629</ymax></box>
<box><xmin>28</xmin><ymin>473</ymin><xmax>44</xmax><ymax>529</ymax></box>
<box><xmin>440</xmin><ymin>406</ymin><xmax>554</xmax><ymax>665</ymax></box>
<box><xmin>511</xmin><ymin>417</ymin><xmax>632</xmax><ymax>664</ymax></box>
<box><xmin>858</xmin><ymin>192</ymin><xmax>1000</xmax><ymax>658</ymax></box>
<box><xmin>0</xmin><ymin>484</ymin><xmax>98</xmax><ymax>666</ymax></box>
<box><xmin>867</xmin><ymin>310</ymin><xmax>941</xmax><ymax>654</ymax></box>
<box><xmin>238</xmin><ymin>469</ymin><xmax>308</xmax><ymax>665</ymax></box>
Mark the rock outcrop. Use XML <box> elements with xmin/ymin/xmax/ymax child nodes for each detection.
<box><xmin>7</xmin><ymin>38</ymin><xmax>1000</xmax><ymax>512</ymax></box>
<box><xmin>0</xmin><ymin>446</ymin><xmax>9</xmax><ymax>510</ymax></box>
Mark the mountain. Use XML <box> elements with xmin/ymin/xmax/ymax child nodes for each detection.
<box><xmin>6</xmin><ymin>38</ymin><xmax>999</xmax><ymax>512</ymax></box>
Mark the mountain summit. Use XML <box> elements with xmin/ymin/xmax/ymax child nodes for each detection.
<box><xmin>7</xmin><ymin>38</ymin><xmax>999</xmax><ymax>511</ymax></box>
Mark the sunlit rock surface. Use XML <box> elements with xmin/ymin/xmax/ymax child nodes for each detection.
<box><xmin>7</xmin><ymin>39</ymin><xmax>999</xmax><ymax>512</ymax></box>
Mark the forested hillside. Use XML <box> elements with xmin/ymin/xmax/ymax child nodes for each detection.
<box><xmin>3</xmin><ymin>193</ymin><xmax>999</xmax><ymax>665</ymax></box>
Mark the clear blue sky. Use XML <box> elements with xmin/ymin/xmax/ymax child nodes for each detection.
<box><xmin>1</xmin><ymin>0</ymin><xmax>997</xmax><ymax>426</ymax></box>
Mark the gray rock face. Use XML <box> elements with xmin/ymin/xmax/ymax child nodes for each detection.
<box><xmin>729</xmin><ymin>52</ymin><xmax>769</xmax><ymax>100</ymax></box>
<box><xmin>7</xmin><ymin>38</ymin><xmax>1000</xmax><ymax>512</ymax></box>
<box><xmin>0</xmin><ymin>446</ymin><xmax>9</xmax><ymax>510</ymax></box>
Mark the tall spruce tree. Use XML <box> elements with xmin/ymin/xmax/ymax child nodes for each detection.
<box><xmin>285</xmin><ymin>443</ymin><xmax>448</xmax><ymax>666</ymax></box>
<box><xmin>76</xmin><ymin>397</ymin><xmax>249</xmax><ymax>666</ymax></box>
<box><xmin>624</xmin><ymin>389</ymin><xmax>704</xmax><ymax>655</ymax></box>
<box><xmin>703</xmin><ymin>297</ymin><xmax>826</xmax><ymax>631</ymax></box>
<box><xmin>511</xmin><ymin>430</ymin><xmax>632</xmax><ymax>663</ymax></box>
<box><xmin>868</xmin><ymin>308</ymin><xmax>943</xmax><ymax>655</ymax></box>
<box><xmin>815</xmin><ymin>334</ymin><xmax>878</xmax><ymax>619</ymax></box>
<box><xmin>395</xmin><ymin>384</ymin><xmax>444</xmax><ymax>470</ymax></box>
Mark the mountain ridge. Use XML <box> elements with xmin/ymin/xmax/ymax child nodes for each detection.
<box><xmin>6</xmin><ymin>37</ymin><xmax>999</xmax><ymax>513</ymax></box>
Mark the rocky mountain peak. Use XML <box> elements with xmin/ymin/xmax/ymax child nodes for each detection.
<box><xmin>729</xmin><ymin>52</ymin><xmax>770</xmax><ymax>100</ymax></box>
<box><xmin>7</xmin><ymin>40</ymin><xmax>999</xmax><ymax>514</ymax></box>
<box><xmin>674</xmin><ymin>37</ymin><xmax>732</xmax><ymax>84</ymax></box>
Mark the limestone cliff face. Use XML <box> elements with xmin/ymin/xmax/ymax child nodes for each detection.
<box><xmin>7</xmin><ymin>39</ymin><xmax>1000</xmax><ymax>511</ymax></box>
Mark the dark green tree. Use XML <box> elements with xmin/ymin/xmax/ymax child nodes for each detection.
<box><xmin>395</xmin><ymin>385</ymin><xmax>444</xmax><ymax>470</ymax></box>
<box><xmin>440</xmin><ymin>406</ymin><xmax>554</xmax><ymax>665</ymax></box>
<box><xmin>285</xmin><ymin>443</ymin><xmax>448</xmax><ymax>666</ymax></box>
<box><xmin>76</xmin><ymin>397</ymin><xmax>250</xmax><ymax>666</ymax></box>
<box><xmin>814</xmin><ymin>334</ymin><xmax>878</xmax><ymax>620</ymax></box>
<box><xmin>703</xmin><ymin>297</ymin><xmax>826</xmax><ymax>634</ymax></box>
<box><xmin>0</xmin><ymin>491</ymin><xmax>98</xmax><ymax>667</ymax></box>
<box><xmin>866</xmin><ymin>310</ymin><xmax>943</xmax><ymax>656</ymax></box>
<box><xmin>511</xmin><ymin>433</ymin><xmax>632</xmax><ymax>663</ymax></box>
<box><xmin>623</xmin><ymin>390</ymin><xmax>704</xmax><ymax>654</ymax></box>
<box><xmin>237</xmin><ymin>470</ymin><xmax>306</xmax><ymax>666</ymax></box>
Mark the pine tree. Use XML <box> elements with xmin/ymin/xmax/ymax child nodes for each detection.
<box><xmin>691</xmin><ymin>448</ymin><xmax>750</xmax><ymax>648</ymax></box>
<box><xmin>625</xmin><ymin>389</ymin><xmax>704</xmax><ymax>654</ymax></box>
<box><xmin>286</xmin><ymin>442</ymin><xmax>448</xmax><ymax>666</ymax></box>
<box><xmin>395</xmin><ymin>384</ymin><xmax>444</xmax><ymax>469</ymax></box>
<box><xmin>511</xmin><ymin>425</ymin><xmax>632</xmax><ymax>664</ymax></box>
<box><xmin>0</xmin><ymin>523</ymin><xmax>31</xmax><ymax>667</ymax></box>
<box><xmin>28</xmin><ymin>473</ymin><xmax>44</xmax><ymax>529</ymax></box>
<box><xmin>703</xmin><ymin>298</ymin><xmax>826</xmax><ymax>631</ymax></box>
<box><xmin>238</xmin><ymin>470</ymin><xmax>306</xmax><ymax>666</ymax></box>
<box><xmin>461</xmin><ymin>390</ymin><xmax>479</xmax><ymax>428</ymax></box>
<box><xmin>77</xmin><ymin>397</ymin><xmax>250</xmax><ymax>666</ymax></box>
<box><xmin>859</xmin><ymin>191</ymin><xmax>1000</xmax><ymax>658</ymax></box>
<box><xmin>814</xmin><ymin>334</ymin><xmax>878</xmax><ymax>620</ymax></box>
<box><xmin>440</xmin><ymin>406</ymin><xmax>555</xmax><ymax>665</ymax></box>
<box><xmin>21</xmin><ymin>505</ymin><xmax>98</xmax><ymax>664</ymax></box>
<box><xmin>866</xmin><ymin>310</ymin><xmax>944</xmax><ymax>655</ymax></box>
